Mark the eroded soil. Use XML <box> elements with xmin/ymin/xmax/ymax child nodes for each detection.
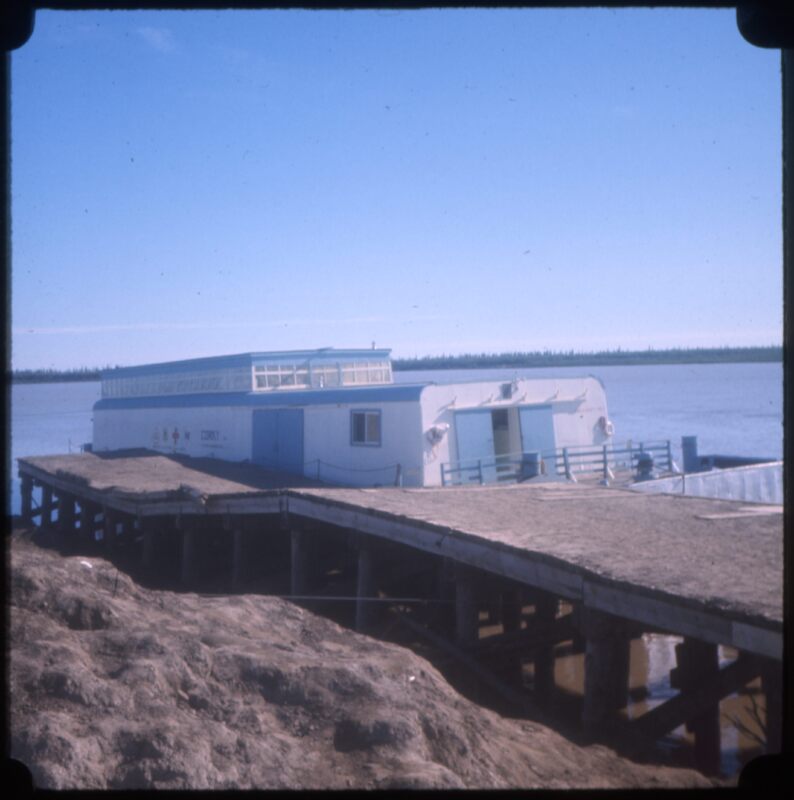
<box><xmin>9</xmin><ymin>534</ymin><xmax>718</xmax><ymax>789</ymax></box>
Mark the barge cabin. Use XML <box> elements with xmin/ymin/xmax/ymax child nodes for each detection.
<box><xmin>93</xmin><ymin>348</ymin><xmax>613</xmax><ymax>487</ymax></box>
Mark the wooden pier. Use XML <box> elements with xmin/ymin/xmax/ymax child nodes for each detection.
<box><xmin>17</xmin><ymin>450</ymin><xmax>783</xmax><ymax>773</ymax></box>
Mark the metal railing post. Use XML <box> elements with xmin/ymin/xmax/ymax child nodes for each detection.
<box><xmin>602</xmin><ymin>444</ymin><xmax>609</xmax><ymax>483</ymax></box>
<box><xmin>666</xmin><ymin>440</ymin><xmax>673</xmax><ymax>472</ymax></box>
<box><xmin>478</xmin><ymin>460</ymin><xmax>484</xmax><ymax>485</ymax></box>
<box><xmin>563</xmin><ymin>448</ymin><xmax>571</xmax><ymax>480</ymax></box>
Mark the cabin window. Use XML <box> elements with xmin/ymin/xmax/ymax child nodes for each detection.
<box><xmin>351</xmin><ymin>410</ymin><xmax>381</xmax><ymax>446</ymax></box>
<box><xmin>254</xmin><ymin>362</ymin><xmax>311</xmax><ymax>389</ymax></box>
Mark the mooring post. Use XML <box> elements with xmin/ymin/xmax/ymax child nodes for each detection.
<box><xmin>671</xmin><ymin>638</ymin><xmax>721</xmax><ymax>773</ymax></box>
<box><xmin>760</xmin><ymin>658</ymin><xmax>783</xmax><ymax>754</ymax></box>
<box><xmin>581</xmin><ymin>608</ymin><xmax>631</xmax><ymax>736</ymax></box>
<box><xmin>180</xmin><ymin>517</ymin><xmax>200</xmax><ymax>587</ymax></box>
<box><xmin>40</xmin><ymin>485</ymin><xmax>53</xmax><ymax>529</ymax></box>
<box><xmin>20</xmin><ymin>475</ymin><xmax>33</xmax><ymax>526</ymax></box>
<box><xmin>355</xmin><ymin>537</ymin><xmax>379</xmax><ymax>633</ymax></box>
<box><xmin>454</xmin><ymin>562</ymin><xmax>480</xmax><ymax>646</ymax></box>
<box><xmin>231</xmin><ymin>523</ymin><xmax>245</xmax><ymax>590</ymax></box>
<box><xmin>290</xmin><ymin>528</ymin><xmax>313</xmax><ymax>597</ymax></box>
<box><xmin>533</xmin><ymin>593</ymin><xmax>559</xmax><ymax>700</ymax></box>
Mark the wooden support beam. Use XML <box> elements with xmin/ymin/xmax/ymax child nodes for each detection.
<box><xmin>57</xmin><ymin>494</ymin><xmax>77</xmax><ymax>536</ymax></box>
<box><xmin>290</xmin><ymin>528</ymin><xmax>313</xmax><ymax>597</ymax></box>
<box><xmin>533</xmin><ymin>594</ymin><xmax>559</xmax><ymax>700</ymax></box>
<box><xmin>141</xmin><ymin>517</ymin><xmax>157</xmax><ymax>571</ymax></box>
<box><xmin>180</xmin><ymin>518</ymin><xmax>200</xmax><ymax>587</ymax></box>
<box><xmin>501</xmin><ymin>587</ymin><xmax>523</xmax><ymax>634</ymax></box>
<box><xmin>102</xmin><ymin>507</ymin><xmax>119</xmax><ymax>553</ymax></box>
<box><xmin>20</xmin><ymin>475</ymin><xmax>33</xmax><ymax>525</ymax></box>
<box><xmin>474</xmin><ymin>611</ymin><xmax>577</xmax><ymax>657</ymax></box>
<box><xmin>671</xmin><ymin>638</ymin><xmax>721</xmax><ymax>773</ymax></box>
<box><xmin>581</xmin><ymin>608</ymin><xmax>632</xmax><ymax>735</ymax></box>
<box><xmin>40</xmin><ymin>485</ymin><xmax>53</xmax><ymax>529</ymax></box>
<box><xmin>760</xmin><ymin>659</ymin><xmax>782</xmax><ymax>754</ymax></box>
<box><xmin>435</xmin><ymin>557</ymin><xmax>456</xmax><ymax>633</ymax></box>
<box><xmin>394</xmin><ymin>610</ymin><xmax>537</xmax><ymax>717</ymax></box>
<box><xmin>231</xmin><ymin>524</ymin><xmax>245</xmax><ymax>590</ymax></box>
<box><xmin>79</xmin><ymin>501</ymin><xmax>98</xmax><ymax>544</ymax></box>
<box><xmin>455</xmin><ymin>562</ymin><xmax>480</xmax><ymax>646</ymax></box>
<box><xmin>355</xmin><ymin>539</ymin><xmax>379</xmax><ymax>633</ymax></box>
<box><xmin>632</xmin><ymin>653</ymin><xmax>760</xmax><ymax>746</ymax></box>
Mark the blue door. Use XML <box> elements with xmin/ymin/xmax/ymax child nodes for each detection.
<box><xmin>519</xmin><ymin>405</ymin><xmax>557</xmax><ymax>474</ymax></box>
<box><xmin>252</xmin><ymin>409</ymin><xmax>304</xmax><ymax>475</ymax></box>
<box><xmin>454</xmin><ymin>410</ymin><xmax>497</xmax><ymax>482</ymax></box>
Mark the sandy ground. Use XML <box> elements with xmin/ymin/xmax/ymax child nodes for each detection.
<box><xmin>9</xmin><ymin>532</ymin><xmax>719</xmax><ymax>790</ymax></box>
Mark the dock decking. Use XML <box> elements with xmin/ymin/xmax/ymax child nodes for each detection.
<box><xmin>17</xmin><ymin>450</ymin><xmax>784</xmax><ymax>772</ymax></box>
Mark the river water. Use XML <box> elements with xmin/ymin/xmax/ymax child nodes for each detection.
<box><xmin>7</xmin><ymin>361</ymin><xmax>782</xmax><ymax>776</ymax></box>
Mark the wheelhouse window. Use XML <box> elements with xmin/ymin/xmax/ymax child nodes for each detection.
<box><xmin>351</xmin><ymin>410</ymin><xmax>381</xmax><ymax>446</ymax></box>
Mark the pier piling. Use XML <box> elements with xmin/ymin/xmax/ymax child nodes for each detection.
<box><xmin>582</xmin><ymin>608</ymin><xmax>631</xmax><ymax>735</ymax></box>
<box><xmin>57</xmin><ymin>493</ymin><xmax>76</xmax><ymax>536</ymax></box>
<box><xmin>40</xmin><ymin>485</ymin><xmax>53</xmax><ymax>529</ymax></box>
<box><xmin>179</xmin><ymin>518</ymin><xmax>201</xmax><ymax>587</ymax></box>
<box><xmin>672</xmin><ymin>638</ymin><xmax>721</xmax><ymax>773</ymax></box>
<box><xmin>290</xmin><ymin>528</ymin><xmax>313</xmax><ymax>597</ymax></box>
<box><xmin>532</xmin><ymin>593</ymin><xmax>559</xmax><ymax>700</ymax></box>
<box><xmin>79</xmin><ymin>501</ymin><xmax>98</xmax><ymax>544</ymax></box>
<box><xmin>20</xmin><ymin>476</ymin><xmax>33</xmax><ymax>525</ymax></box>
<box><xmin>231</xmin><ymin>523</ymin><xmax>245</xmax><ymax>590</ymax></box>
<box><xmin>141</xmin><ymin>517</ymin><xmax>157</xmax><ymax>571</ymax></box>
<box><xmin>455</xmin><ymin>563</ymin><xmax>480</xmax><ymax>646</ymax></box>
<box><xmin>355</xmin><ymin>538</ymin><xmax>379</xmax><ymax>633</ymax></box>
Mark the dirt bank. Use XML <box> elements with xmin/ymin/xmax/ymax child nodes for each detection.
<box><xmin>9</xmin><ymin>533</ymin><xmax>718</xmax><ymax>789</ymax></box>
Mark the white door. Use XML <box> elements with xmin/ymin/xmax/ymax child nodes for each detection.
<box><xmin>454</xmin><ymin>410</ymin><xmax>497</xmax><ymax>482</ymax></box>
<box><xmin>519</xmin><ymin>405</ymin><xmax>557</xmax><ymax>474</ymax></box>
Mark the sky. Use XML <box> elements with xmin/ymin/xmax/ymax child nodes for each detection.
<box><xmin>10</xmin><ymin>7</ymin><xmax>783</xmax><ymax>370</ymax></box>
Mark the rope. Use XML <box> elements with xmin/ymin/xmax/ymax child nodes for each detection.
<box><xmin>307</xmin><ymin>459</ymin><xmax>401</xmax><ymax>474</ymax></box>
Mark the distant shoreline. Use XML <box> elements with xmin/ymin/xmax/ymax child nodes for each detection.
<box><xmin>392</xmin><ymin>346</ymin><xmax>782</xmax><ymax>372</ymax></box>
<box><xmin>8</xmin><ymin>346</ymin><xmax>782</xmax><ymax>384</ymax></box>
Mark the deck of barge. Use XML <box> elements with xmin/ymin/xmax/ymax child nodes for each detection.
<box><xmin>17</xmin><ymin>449</ymin><xmax>784</xmax><ymax>771</ymax></box>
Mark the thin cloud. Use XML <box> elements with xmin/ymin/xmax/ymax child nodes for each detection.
<box><xmin>136</xmin><ymin>26</ymin><xmax>178</xmax><ymax>54</ymax></box>
<box><xmin>13</xmin><ymin>315</ymin><xmax>451</xmax><ymax>337</ymax></box>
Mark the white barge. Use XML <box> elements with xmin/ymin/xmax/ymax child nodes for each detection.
<box><xmin>92</xmin><ymin>348</ymin><xmax>614</xmax><ymax>487</ymax></box>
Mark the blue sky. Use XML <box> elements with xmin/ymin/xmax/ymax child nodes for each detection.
<box><xmin>11</xmin><ymin>7</ymin><xmax>782</xmax><ymax>369</ymax></box>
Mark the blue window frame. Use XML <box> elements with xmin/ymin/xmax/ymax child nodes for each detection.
<box><xmin>351</xmin><ymin>409</ymin><xmax>381</xmax><ymax>446</ymax></box>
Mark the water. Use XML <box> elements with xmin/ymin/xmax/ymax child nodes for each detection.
<box><xmin>7</xmin><ymin>362</ymin><xmax>782</xmax><ymax>515</ymax></box>
<box><xmin>6</xmin><ymin>362</ymin><xmax>781</xmax><ymax>776</ymax></box>
<box><xmin>395</xmin><ymin>361</ymin><xmax>783</xmax><ymax>464</ymax></box>
<box><xmin>8</xmin><ymin>381</ymin><xmax>100</xmax><ymax>516</ymax></box>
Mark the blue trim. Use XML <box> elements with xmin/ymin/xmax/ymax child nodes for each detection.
<box><xmin>94</xmin><ymin>383</ymin><xmax>426</xmax><ymax>411</ymax></box>
<box><xmin>102</xmin><ymin>348</ymin><xmax>392</xmax><ymax>380</ymax></box>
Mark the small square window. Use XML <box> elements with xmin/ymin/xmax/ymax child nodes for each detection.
<box><xmin>351</xmin><ymin>410</ymin><xmax>381</xmax><ymax>446</ymax></box>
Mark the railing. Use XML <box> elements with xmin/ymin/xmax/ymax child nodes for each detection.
<box><xmin>441</xmin><ymin>440</ymin><xmax>675</xmax><ymax>487</ymax></box>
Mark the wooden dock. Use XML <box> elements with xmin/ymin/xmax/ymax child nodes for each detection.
<box><xmin>17</xmin><ymin>450</ymin><xmax>783</xmax><ymax>773</ymax></box>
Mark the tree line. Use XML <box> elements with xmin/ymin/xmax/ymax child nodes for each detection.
<box><xmin>8</xmin><ymin>345</ymin><xmax>782</xmax><ymax>383</ymax></box>
<box><xmin>391</xmin><ymin>346</ymin><xmax>782</xmax><ymax>371</ymax></box>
